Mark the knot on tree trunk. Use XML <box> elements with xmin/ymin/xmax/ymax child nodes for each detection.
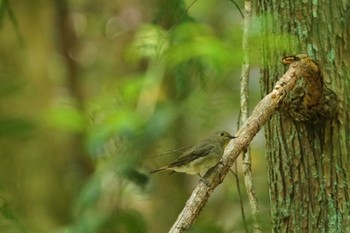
<box><xmin>279</xmin><ymin>54</ymin><xmax>338</xmax><ymax>123</ymax></box>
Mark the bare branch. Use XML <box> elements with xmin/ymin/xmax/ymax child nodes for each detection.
<box><xmin>169</xmin><ymin>61</ymin><xmax>301</xmax><ymax>233</ymax></box>
<box><xmin>231</xmin><ymin>166</ymin><xmax>249</xmax><ymax>233</ymax></box>
<box><xmin>239</xmin><ymin>0</ymin><xmax>263</xmax><ymax>232</ymax></box>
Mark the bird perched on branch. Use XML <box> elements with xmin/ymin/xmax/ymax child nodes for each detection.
<box><xmin>151</xmin><ymin>131</ymin><xmax>236</xmax><ymax>178</ymax></box>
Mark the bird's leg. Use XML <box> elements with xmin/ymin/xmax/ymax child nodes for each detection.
<box><xmin>197</xmin><ymin>174</ymin><xmax>210</xmax><ymax>186</ymax></box>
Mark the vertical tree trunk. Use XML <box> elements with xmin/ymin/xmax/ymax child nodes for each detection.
<box><xmin>257</xmin><ymin>0</ymin><xmax>350</xmax><ymax>232</ymax></box>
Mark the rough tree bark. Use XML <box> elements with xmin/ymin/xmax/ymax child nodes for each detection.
<box><xmin>257</xmin><ymin>0</ymin><xmax>350</xmax><ymax>232</ymax></box>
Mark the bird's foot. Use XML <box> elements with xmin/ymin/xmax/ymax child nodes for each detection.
<box><xmin>198</xmin><ymin>174</ymin><xmax>210</xmax><ymax>187</ymax></box>
<box><xmin>200</xmin><ymin>177</ymin><xmax>210</xmax><ymax>186</ymax></box>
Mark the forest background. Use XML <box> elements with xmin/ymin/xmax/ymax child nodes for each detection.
<box><xmin>1</xmin><ymin>0</ymin><xmax>295</xmax><ymax>232</ymax></box>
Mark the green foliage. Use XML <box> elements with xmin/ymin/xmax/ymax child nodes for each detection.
<box><xmin>0</xmin><ymin>0</ymin><xmax>22</xmax><ymax>44</ymax></box>
<box><xmin>45</xmin><ymin>106</ymin><xmax>87</xmax><ymax>133</ymax></box>
<box><xmin>0</xmin><ymin>0</ymin><xmax>269</xmax><ymax>233</ymax></box>
<box><xmin>0</xmin><ymin>189</ymin><xmax>27</xmax><ymax>233</ymax></box>
<box><xmin>0</xmin><ymin>79</ymin><xmax>24</xmax><ymax>97</ymax></box>
<box><xmin>102</xmin><ymin>209</ymin><xmax>147</xmax><ymax>233</ymax></box>
<box><xmin>87</xmin><ymin>108</ymin><xmax>143</xmax><ymax>155</ymax></box>
<box><xmin>0</xmin><ymin>117</ymin><xmax>35</xmax><ymax>139</ymax></box>
<box><xmin>127</xmin><ymin>25</ymin><xmax>168</xmax><ymax>60</ymax></box>
<box><xmin>191</xmin><ymin>223</ymin><xmax>225</xmax><ymax>233</ymax></box>
<box><xmin>166</xmin><ymin>23</ymin><xmax>237</xmax><ymax>68</ymax></box>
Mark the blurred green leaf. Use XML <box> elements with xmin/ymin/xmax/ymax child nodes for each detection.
<box><xmin>255</xmin><ymin>14</ymin><xmax>299</xmax><ymax>55</ymax></box>
<box><xmin>73</xmin><ymin>177</ymin><xmax>101</xmax><ymax>216</ymax></box>
<box><xmin>165</xmin><ymin>23</ymin><xmax>239</xmax><ymax>71</ymax></box>
<box><xmin>0</xmin><ymin>79</ymin><xmax>23</xmax><ymax>97</ymax></box>
<box><xmin>0</xmin><ymin>0</ymin><xmax>23</xmax><ymax>45</ymax></box>
<box><xmin>108</xmin><ymin>209</ymin><xmax>148</xmax><ymax>233</ymax></box>
<box><xmin>123</xmin><ymin>168</ymin><xmax>149</xmax><ymax>188</ymax></box>
<box><xmin>171</xmin><ymin>23</ymin><xmax>212</xmax><ymax>42</ymax></box>
<box><xmin>191</xmin><ymin>223</ymin><xmax>225</xmax><ymax>233</ymax></box>
<box><xmin>87</xmin><ymin>109</ymin><xmax>143</xmax><ymax>155</ymax></box>
<box><xmin>45</xmin><ymin>106</ymin><xmax>87</xmax><ymax>133</ymax></box>
<box><xmin>126</xmin><ymin>24</ymin><xmax>168</xmax><ymax>61</ymax></box>
<box><xmin>0</xmin><ymin>197</ymin><xmax>27</xmax><ymax>233</ymax></box>
<box><xmin>0</xmin><ymin>117</ymin><xmax>35</xmax><ymax>138</ymax></box>
<box><xmin>118</xmin><ymin>76</ymin><xmax>145</xmax><ymax>104</ymax></box>
<box><xmin>0</xmin><ymin>198</ymin><xmax>16</xmax><ymax>220</ymax></box>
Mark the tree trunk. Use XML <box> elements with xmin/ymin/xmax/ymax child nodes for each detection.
<box><xmin>257</xmin><ymin>0</ymin><xmax>350</xmax><ymax>232</ymax></box>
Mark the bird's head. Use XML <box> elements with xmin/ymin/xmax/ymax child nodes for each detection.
<box><xmin>215</xmin><ymin>131</ymin><xmax>236</xmax><ymax>147</ymax></box>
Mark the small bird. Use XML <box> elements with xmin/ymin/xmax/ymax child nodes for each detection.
<box><xmin>151</xmin><ymin>131</ymin><xmax>236</xmax><ymax>177</ymax></box>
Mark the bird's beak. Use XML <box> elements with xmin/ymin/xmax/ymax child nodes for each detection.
<box><xmin>230</xmin><ymin>135</ymin><xmax>237</xmax><ymax>139</ymax></box>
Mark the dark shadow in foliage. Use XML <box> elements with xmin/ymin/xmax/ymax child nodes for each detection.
<box><xmin>0</xmin><ymin>0</ymin><xmax>23</xmax><ymax>45</ymax></box>
<box><xmin>99</xmin><ymin>209</ymin><xmax>148</xmax><ymax>233</ymax></box>
<box><xmin>0</xmin><ymin>117</ymin><xmax>36</xmax><ymax>139</ymax></box>
<box><xmin>0</xmin><ymin>194</ymin><xmax>27</xmax><ymax>233</ymax></box>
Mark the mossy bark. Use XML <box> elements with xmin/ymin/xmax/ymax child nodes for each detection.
<box><xmin>257</xmin><ymin>0</ymin><xmax>350</xmax><ymax>232</ymax></box>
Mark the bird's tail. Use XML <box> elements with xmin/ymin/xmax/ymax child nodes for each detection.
<box><xmin>150</xmin><ymin>167</ymin><xmax>167</xmax><ymax>174</ymax></box>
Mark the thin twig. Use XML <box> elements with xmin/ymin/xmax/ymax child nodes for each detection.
<box><xmin>234</xmin><ymin>107</ymin><xmax>249</xmax><ymax>233</ymax></box>
<box><xmin>167</xmin><ymin>0</ymin><xmax>198</xmax><ymax>33</ymax></box>
<box><xmin>240</xmin><ymin>0</ymin><xmax>263</xmax><ymax>232</ymax></box>
<box><xmin>1</xmin><ymin>0</ymin><xmax>24</xmax><ymax>46</ymax></box>
<box><xmin>53</xmin><ymin>0</ymin><xmax>94</xmax><ymax>176</ymax></box>
<box><xmin>231</xmin><ymin>165</ymin><xmax>249</xmax><ymax>233</ymax></box>
<box><xmin>168</xmin><ymin>61</ymin><xmax>301</xmax><ymax>233</ymax></box>
<box><xmin>229</xmin><ymin>0</ymin><xmax>245</xmax><ymax>19</ymax></box>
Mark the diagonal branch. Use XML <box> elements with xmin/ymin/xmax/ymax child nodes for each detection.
<box><xmin>169</xmin><ymin>61</ymin><xmax>301</xmax><ymax>233</ymax></box>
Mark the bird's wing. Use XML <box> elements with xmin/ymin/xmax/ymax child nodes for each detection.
<box><xmin>167</xmin><ymin>143</ymin><xmax>215</xmax><ymax>168</ymax></box>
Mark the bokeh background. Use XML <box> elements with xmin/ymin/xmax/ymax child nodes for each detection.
<box><xmin>0</xmin><ymin>0</ymin><xmax>270</xmax><ymax>232</ymax></box>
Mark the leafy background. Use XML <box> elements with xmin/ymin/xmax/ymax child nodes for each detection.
<box><xmin>0</xmin><ymin>0</ymin><xmax>270</xmax><ymax>232</ymax></box>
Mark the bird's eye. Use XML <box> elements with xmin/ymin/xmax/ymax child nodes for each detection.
<box><xmin>220</xmin><ymin>132</ymin><xmax>225</xmax><ymax>136</ymax></box>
